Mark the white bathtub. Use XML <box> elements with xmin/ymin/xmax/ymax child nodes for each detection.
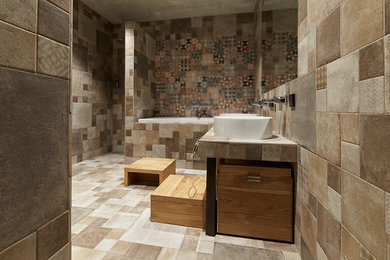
<box><xmin>138</xmin><ymin>117</ymin><xmax>214</xmax><ymax>125</ymax></box>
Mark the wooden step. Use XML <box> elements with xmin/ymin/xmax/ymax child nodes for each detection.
<box><xmin>151</xmin><ymin>175</ymin><xmax>206</xmax><ymax>228</ymax></box>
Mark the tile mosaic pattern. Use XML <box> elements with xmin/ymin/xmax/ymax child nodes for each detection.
<box><xmin>141</xmin><ymin>14</ymin><xmax>256</xmax><ymax>117</ymax></box>
<box><xmin>261</xmin><ymin>9</ymin><xmax>298</xmax><ymax>93</ymax></box>
<box><xmin>257</xmin><ymin>0</ymin><xmax>390</xmax><ymax>259</ymax></box>
<box><xmin>126</xmin><ymin>122</ymin><xmax>213</xmax><ymax>170</ymax></box>
<box><xmin>71</xmin><ymin>153</ymin><xmax>301</xmax><ymax>260</ymax></box>
<box><xmin>72</xmin><ymin>0</ymin><xmax>125</xmax><ymax>163</ymax></box>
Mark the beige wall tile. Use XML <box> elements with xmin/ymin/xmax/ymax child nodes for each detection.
<box><xmin>0</xmin><ymin>232</ymin><xmax>36</xmax><ymax>260</ymax></box>
<box><xmin>291</xmin><ymin>72</ymin><xmax>316</xmax><ymax>152</ymax></box>
<box><xmin>341</xmin><ymin>141</ymin><xmax>360</xmax><ymax>176</ymax></box>
<box><xmin>0</xmin><ymin>0</ymin><xmax>37</xmax><ymax>32</ymax></box>
<box><xmin>385</xmin><ymin>35</ymin><xmax>390</xmax><ymax>114</ymax></box>
<box><xmin>308</xmin><ymin>152</ymin><xmax>328</xmax><ymax>206</ymax></box>
<box><xmin>316</xmin><ymin>6</ymin><xmax>340</xmax><ymax>68</ymax></box>
<box><xmin>317</xmin><ymin>202</ymin><xmax>341</xmax><ymax>260</ymax></box>
<box><xmin>387</xmin><ymin>193</ymin><xmax>390</xmax><ymax>233</ymax></box>
<box><xmin>326</xmin><ymin>0</ymin><xmax>341</xmax><ymax>14</ymax></box>
<box><xmin>360</xmin><ymin>114</ymin><xmax>390</xmax><ymax>192</ymax></box>
<box><xmin>316</xmin><ymin>243</ymin><xmax>328</xmax><ymax>260</ymax></box>
<box><xmin>327</xmin><ymin>51</ymin><xmax>359</xmax><ymax>113</ymax></box>
<box><xmin>359</xmin><ymin>76</ymin><xmax>385</xmax><ymax>114</ymax></box>
<box><xmin>316</xmin><ymin>113</ymin><xmax>341</xmax><ymax>166</ymax></box>
<box><xmin>307</xmin><ymin>0</ymin><xmax>327</xmax><ymax>31</ymax></box>
<box><xmin>38</xmin><ymin>36</ymin><xmax>69</xmax><ymax>78</ymax></box>
<box><xmin>298</xmin><ymin>0</ymin><xmax>307</xmax><ymax>25</ymax></box>
<box><xmin>341</xmin><ymin>226</ymin><xmax>360</xmax><ymax>260</ymax></box>
<box><xmin>298</xmin><ymin>35</ymin><xmax>308</xmax><ymax>76</ymax></box>
<box><xmin>307</xmin><ymin>30</ymin><xmax>316</xmax><ymax>73</ymax></box>
<box><xmin>300</xmin><ymin>203</ymin><xmax>317</xmax><ymax>258</ymax></box>
<box><xmin>327</xmin><ymin>186</ymin><xmax>341</xmax><ymax>222</ymax></box>
<box><xmin>340</xmin><ymin>0</ymin><xmax>383</xmax><ymax>55</ymax></box>
<box><xmin>340</xmin><ymin>113</ymin><xmax>359</xmax><ymax>144</ymax></box>
<box><xmin>342</xmin><ymin>171</ymin><xmax>386</xmax><ymax>260</ymax></box>
<box><xmin>0</xmin><ymin>21</ymin><xmax>36</xmax><ymax>71</ymax></box>
<box><xmin>316</xmin><ymin>89</ymin><xmax>326</xmax><ymax>112</ymax></box>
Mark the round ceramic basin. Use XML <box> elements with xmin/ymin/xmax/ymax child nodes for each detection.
<box><xmin>214</xmin><ymin>114</ymin><xmax>273</xmax><ymax>139</ymax></box>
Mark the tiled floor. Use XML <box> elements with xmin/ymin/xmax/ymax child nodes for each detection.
<box><xmin>71</xmin><ymin>153</ymin><xmax>301</xmax><ymax>260</ymax></box>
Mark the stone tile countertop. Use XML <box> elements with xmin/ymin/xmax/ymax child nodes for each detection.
<box><xmin>197</xmin><ymin>128</ymin><xmax>298</xmax><ymax>162</ymax></box>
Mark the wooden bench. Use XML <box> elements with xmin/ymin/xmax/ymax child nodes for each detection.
<box><xmin>124</xmin><ymin>157</ymin><xmax>176</xmax><ymax>186</ymax></box>
<box><xmin>151</xmin><ymin>175</ymin><xmax>206</xmax><ymax>228</ymax></box>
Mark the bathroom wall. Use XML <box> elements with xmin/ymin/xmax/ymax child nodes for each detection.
<box><xmin>112</xmin><ymin>24</ymin><xmax>126</xmax><ymax>153</ymax></box>
<box><xmin>124</xmin><ymin>22</ymin><xmax>156</xmax><ymax>164</ymax></box>
<box><xmin>261</xmin><ymin>8</ymin><xmax>298</xmax><ymax>93</ymax></box>
<box><xmin>257</xmin><ymin>0</ymin><xmax>390</xmax><ymax>259</ymax></box>
<box><xmin>72</xmin><ymin>0</ymin><xmax>125</xmax><ymax>163</ymax></box>
<box><xmin>141</xmin><ymin>14</ymin><xmax>256</xmax><ymax>117</ymax></box>
<box><xmin>0</xmin><ymin>0</ymin><xmax>71</xmax><ymax>259</ymax></box>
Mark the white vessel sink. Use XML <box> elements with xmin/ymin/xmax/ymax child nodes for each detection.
<box><xmin>214</xmin><ymin>114</ymin><xmax>273</xmax><ymax>139</ymax></box>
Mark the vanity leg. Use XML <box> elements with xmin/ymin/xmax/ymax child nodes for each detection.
<box><xmin>206</xmin><ymin>158</ymin><xmax>217</xmax><ymax>236</ymax></box>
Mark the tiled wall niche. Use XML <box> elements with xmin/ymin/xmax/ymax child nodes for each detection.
<box><xmin>72</xmin><ymin>0</ymin><xmax>125</xmax><ymax>164</ymax></box>
<box><xmin>0</xmin><ymin>0</ymin><xmax>71</xmax><ymax>259</ymax></box>
<box><xmin>140</xmin><ymin>14</ymin><xmax>256</xmax><ymax>117</ymax></box>
<box><xmin>256</xmin><ymin>0</ymin><xmax>390</xmax><ymax>259</ymax></box>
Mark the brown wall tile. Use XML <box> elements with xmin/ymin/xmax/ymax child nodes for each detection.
<box><xmin>0</xmin><ymin>21</ymin><xmax>36</xmax><ymax>71</ymax></box>
<box><xmin>0</xmin><ymin>67</ymin><xmax>69</xmax><ymax>250</ymax></box>
<box><xmin>359</xmin><ymin>39</ymin><xmax>384</xmax><ymax>80</ymax></box>
<box><xmin>0</xmin><ymin>0</ymin><xmax>37</xmax><ymax>32</ymax></box>
<box><xmin>327</xmin><ymin>162</ymin><xmax>341</xmax><ymax>194</ymax></box>
<box><xmin>0</xmin><ymin>232</ymin><xmax>36</xmax><ymax>260</ymax></box>
<box><xmin>316</xmin><ymin>6</ymin><xmax>340</xmax><ymax>68</ymax></box>
<box><xmin>342</xmin><ymin>171</ymin><xmax>386</xmax><ymax>260</ymax></box>
<box><xmin>340</xmin><ymin>0</ymin><xmax>383</xmax><ymax>55</ymax></box>
<box><xmin>48</xmin><ymin>0</ymin><xmax>69</xmax><ymax>12</ymax></box>
<box><xmin>386</xmin><ymin>0</ymin><xmax>390</xmax><ymax>35</ymax></box>
<box><xmin>38</xmin><ymin>0</ymin><xmax>69</xmax><ymax>45</ymax></box>
<box><xmin>341</xmin><ymin>226</ymin><xmax>360</xmax><ymax>260</ymax></box>
<box><xmin>37</xmin><ymin>211</ymin><xmax>69</xmax><ymax>260</ymax></box>
<box><xmin>360</xmin><ymin>114</ymin><xmax>390</xmax><ymax>192</ymax></box>
<box><xmin>38</xmin><ymin>36</ymin><xmax>70</xmax><ymax>78</ymax></box>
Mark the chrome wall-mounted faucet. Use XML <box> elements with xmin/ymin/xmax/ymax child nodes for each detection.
<box><xmin>250</xmin><ymin>94</ymin><xmax>295</xmax><ymax>108</ymax></box>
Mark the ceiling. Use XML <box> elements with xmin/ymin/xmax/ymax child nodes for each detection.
<box><xmin>81</xmin><ymin>0</ymin><xmax>258</xmax><ymax>24</ymax></box>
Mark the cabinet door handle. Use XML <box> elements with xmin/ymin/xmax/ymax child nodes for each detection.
<box><xmin>247</xmin><ymin>175</ymin><xmax>261</xmax><ymax>183</ymax></box>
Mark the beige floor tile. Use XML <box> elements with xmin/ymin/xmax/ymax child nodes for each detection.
<box><xmin>94</xmin><ymin>239</ymin><xmax>118</xmax><ymax>251</ymax></box>
<box><xmin>72</xmin><ymin>246</ymin><xmax>106</xmax><ymax>260</ymax></box>
<box><xmin>72</xmin><ymin>226</ymin><xmax>112</xmax><ymax>248</ymax></box>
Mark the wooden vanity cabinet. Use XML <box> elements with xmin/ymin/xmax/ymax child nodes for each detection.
<box><xmin>217</xmin><ymin>161</ymin><xmax>293</xmax><ymax>242</ymax></box>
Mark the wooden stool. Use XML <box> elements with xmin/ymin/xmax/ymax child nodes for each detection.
<box><xmin>151</xmin><ymin>175</ymin><xmax>206</xmax><ymax>228</ymax></box>
<box><xmin>124</xmin><ymin>157</ymin><xmax>176</xmax><ymax>186</ymax></box>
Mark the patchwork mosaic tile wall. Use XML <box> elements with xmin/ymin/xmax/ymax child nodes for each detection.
<box><xmin>126</xmin><ymin>122</ymin><xmax>213</xmax><ymax>169</ymax></box>
<box><xmin>124</xmin><ymin>22</ymin><xmax>156</xmax><ymax>164</ymax></box>
<box><xmin>261</xmin><ymin>8</ymin><xmax>298</xmax><ymax>93</ymax></box>
<box><xmin>112</xmin><ymin>24</ymin><xmax>126</xmax><ymax>153</ymax></box>
<box><xmin>256</xmin><ymin>0</ymin><xmax>390</xmax><ymax>259</ymax></box>
<box><xmin>72</xmin><ymin>0</ymin><xmax>121</xmax><ymax>163</ymax></box>
<box><xmin>140</xmin><ymin>14</ymin><xmax>256</xmax><ymax>117</ymax></box>
<box><xmin>0</xmin><ymin>0</ymin><xmax>71</xmax><ymax>258</ymax></box>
